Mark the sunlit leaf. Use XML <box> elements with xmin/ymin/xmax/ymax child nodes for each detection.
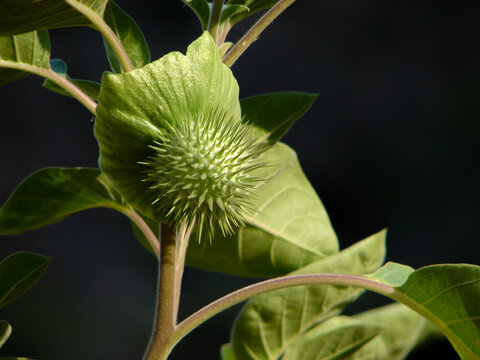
<box><xmin>186</xmin><ymin>142</ymin><xmax>338</xmax><ymax>277</ymax></box>
<box><xmin>282</xmin><ymin>317</ymin><xmax>382</xmax><ymax>360</ymax></box>
<box><xmin>0</xmin><ymin>321</ymin><xmax>11</xmax><ymax>349</ymax></box>
<box><xmin>230</xmin><ymin>230</ymin><xmax>386</xmax><ymax>359</ymax></box>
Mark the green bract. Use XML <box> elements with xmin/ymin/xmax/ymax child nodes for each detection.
<box><xmin>94</xmin><ymin>32</ymin><xmax>263</xmax><ymax>239</ymax></box>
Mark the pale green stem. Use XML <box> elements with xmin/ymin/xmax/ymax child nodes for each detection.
<box><xmin>66</xmin><ymin>0</ymin><xmax>134</xmax><ymax>72</ymax></box>
<box><xmin>0</xmin><ymin>62</ymin><xmax>97</xmax><ymax>114</ymax></box>
<box><xmin>122</xmin><ymin>208</ymin><xmax>160</xmax><ymax>258</ymax></box>
<box><xmin>208</xmin><ymin>0</ymin><xmax>225</xmax><ymax>44</ymax></box>
<box><xmin>159</xmin><ymin>274</ymin><xmax>394</xmax><ymax>355</ymax></box>
<box><xmin>223</xmin><ymin>0</ymin><xmax>297</xmax><ymax>67</ymax></box>
<box><xmin>144</xmin><ymin>224</ymin><xmax>177</xmax><ymax>360</ymax></box>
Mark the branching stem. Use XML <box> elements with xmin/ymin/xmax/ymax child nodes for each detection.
<box><xmin>123</xmin><ymin>208</ymin><xmax>160</xmax><ymax>258</ymax></box>
<box><xmin>223</xmin><ymin>0</ymin><xmax>297</xmax><ymax>67</ymax></box>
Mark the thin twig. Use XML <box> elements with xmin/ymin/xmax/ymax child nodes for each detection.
<box><xmin>208</xmin><ymin>0</ymin><xmax>225</xmax><ymax>44</ymax></box>
<box><xmin>223</xmin><ymin>0</ymin><xmax>297</xmax><ymax>67</ymax></box>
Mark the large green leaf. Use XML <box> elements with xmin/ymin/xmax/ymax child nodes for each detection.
<box><xmin>186</xmin><ymin>142</ymin><xmax>338</xmax><ymax>277</ymax></box>
<box><xmin>42</xmin><ymin>59</ymin><xmax>100</xmax><ymax>100</ymax></box>
<box><xmin>0</xmin><ymin>321</ymin><xmax>11</xmax><ymax>349</ymax></box>
<box><xmin>0</xmin><ymin>0</ymin><xmax>109</xmax><ymax>35</ymax></box>
<box><xmin>240</xmin><ymin>92</ymin><xmax>318</xmax><ymax>146</ymax></box>
<box><xmin>0</xmin><ymin>168</ymin><xmax>128</xmax><ymax>235</ymax></box>
<box><xmin>0</xmin><ymin>252</ymin><xmax>50</xmax><ymax>309</ymax></box>
<box><xmin>0</xmin><ymin>31</ymin><xmax>50</xmax><ymax>87</ymax></box>
<box><xmin>282</xmin><ymin>316</ymin><xmax>383</xmax><ymax>360</ymax></box>
<box><xmin>352</xmin><ymin>303</ymin><xmax>441</xmax><ymax>360</ymax></box>
<box><xmin>103</xmin><ymin>1</ymin><xmax>150</xmax><ymax>73</ymax></box>
<box><xmin>225</xmin><ymin>0</ymin><xmax>280</xmax><ymax>25</ymax></box>
<box><xmin>181</xmin><ymin>0</ymin><xmax>211</xmax><ymax>30</ymax></box>
<box><xmin>95</xmin><ymin>32</ymin><xmax>241</xmax><ymax>222</ymax></box>
<box><xmin>230</xmin><ymin>230</ymin><xmax>386</xmax><ymax>360</ymax></box>
<box><xmin>365</xmin><ymin>263</ymin><xmax>480</xmax><ymax>360</ymax></box>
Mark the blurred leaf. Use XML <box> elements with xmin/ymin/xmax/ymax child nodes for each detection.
<box><xmin>226</xmin><ymin>0</ymin><xmax>280</xmax><ymax>25</ymax></box>
<box><xmin>186</xmin><ymin>142</ymin><xmax>338</xmax><ymax>277</ymax></box>
<box><xmin>353</xmin><ymin>303</ymin><xmax>442</xmax><ymax>360</ymax></box>
<box><xmin>231</xmin><ymin>230</ymin><xmax>386</xmax><ymax>360</ymax></box>
<box><xmin>0</xmin><ymin>321</ymin><xmax>11</xmax><ymax>349</ymax></box>
<box><xmin>103</xmin><ymin>1</ymin><xmax>150</xmax><ymax>73</ymax></box>
<box><xmin>181</xmin><ymin>0</ymin><xmax>211</xmax><ymax>30</ymax></box>
<box><xmin>0</xmin><ymin>358</ymin><xmax>37</xmax><ymax>360</ymax></box>
<box><xmin>220</xmin><ymin>343</ymin><xmax>238</xmax><ymax>360</ymax></box>
<box><xmin>0</xmin><ymin>168</ymin><xmax>128</xmax><ymax>235</ymax></box>
<box><xmin>220</xmin><ymin>4</ymin><xmax>250</xmax><ymax>24</ymax></box>
<box><xmin>0</xmin><ymin>0</ymin><xmax>109</xmax><ymax>35</ymax></box>
<box><xmin>282</xmin><ymin>316</ymin><xmax>383</xmax><ymax>360</ymax></box>
<box><xmin>42</xmin><ymin>59</ymin><xmax>100</xmax><ymax>100</ymax></box>
<box><xmin>0</xmin><ymin>252</ymin><xmax>50</xmax><ymax>309</ymax></box>
<box><xmin>0</xmin><ymin>31</ymin><xmax>50</xmax><ymax>87</ymax></box>
<box><xmin>241</xmin><ymin>92</ymin><xmax>318</xmax><ymax>146</ymax></box>
<box><xmin>366</xmin><ymin>261</ymin><xmax>414</xmax><ymax>287</ymax></box>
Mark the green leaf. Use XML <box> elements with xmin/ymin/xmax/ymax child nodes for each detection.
<box><xmin>42</xmin><ymin>59</ymin><xmax>100</xmax><ymax>100</ymax></box>
<box><xmin>0</xmin><ymin>0</ymin><xmax>109</xmax><ymax>35</ymax></box>
<box><xmin>230</xmin><ymin>230</ymin><xmax>386</xmax><ymax>360</ymax></box>
<box><xmin>225</xmin><ymin>0</ymin><xmax>280</xmax><ymax>25</ymax></box>
<box><xmin>181</xmin><ymin>0</ymin><xmax>211</xmax><ymax>30</ymax></box>
<box><xmin>220</xmin><ymin>343</ymin><xmax>238</xmax><ymax>360</ymax></box>
<box><xmin>391</xmin><ymin>264</ymin><xmax>480</xmax><ymax>360</ymax></box>
<box><xmin>240</xmin><ymin>92</ymin><xmax>318</xmax><ymax>146</ymax></box>
<box><xmin>95</xmin><ymin>32</ymin><xmax>241</xmax><ymax>222</ymax></box>
<box><xmin>366</xmin><ymin>262</ymin><xmax>415</xmax><ymax>287</ymax></box>
<box><xmin>102</xmin><ymin>1</ymin><xmax>150</xmax><ymax>73</ymax></box>
<box><xmin>0</xmin><ymin>252</ymin><xmax>50</xmax><ymax>309</ymax></box>
<box><xmin>353</xmin><ymin>303</ymin><xmax>442</xmax><ymax>360</ymax></box>
<box><xmin>0</xmin><ymin>31</ymin><xmax>50</xmax><ymax>87</ymax></box>
<box><xmin>282</xmin><ymin>316</ymin><xmax>383</xmax><ymax>360</ymax></box>
<box><xmin>220</xmin><ymin>5</ymin><xmax>250</xmax><ymax>24</ymax></box>
<box><xmin>0</xmin><ymin>321</ymin><xmax>12</xmax><ymax>349</ymax></box>
<box><xmin>0</xmin><ymin>168</ymin><xmax>128</xmax><ymax>235</ymax></box>
<box><xmin>186</xmin><ymin>142</ymin><xmax>338</xmax><ymax>277</ymax></box>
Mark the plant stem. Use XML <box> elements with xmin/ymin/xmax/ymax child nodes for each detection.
<box><xmin>223</xmin><ymin>0</ymin><xmax>297</xmax><ymax>67</ymax></box>
<box><xmin>170</xmin><ymin>274</ymin><xmax>393</xmax><ymax>349</ymax></box>
<box><xmin>144</xmin><ymin>224</ymin><xmax>179</xmax><ymax>360</ymax></box>
<box><xmin>123</xmin><ymin>208</ymin><xmax>160</xmax><ymax>258</ymax></box>
<box><xmin>208</xmin><ymin>0</ymin><xmax>225</xmax><ymax>44</ymax></box>
<box><xmin>66</xmin><ymin>0</ymin><xmax>134</xmax><ymax>72</ymax></box>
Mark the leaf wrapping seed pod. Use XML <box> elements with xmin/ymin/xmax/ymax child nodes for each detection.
<box><xmin>94</xmin><ymin>32</ymin><xmax>266</xmax><ymax>240</ymax></box>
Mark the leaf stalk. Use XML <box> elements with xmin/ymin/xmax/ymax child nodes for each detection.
<box><xmin>223</xmin><ymin>0</ymin><xmax>297</xmax><ymax>67</ymax></box>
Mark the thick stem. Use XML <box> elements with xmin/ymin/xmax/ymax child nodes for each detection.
<box><xmin>168</xmin><ymin>274</ymin><xmax>394</xmax><ymax>350</ymax></box>
<box><xmin>66</xmin><ymin>0</ymin><xmax>134</xmax><ymax>72</ymax></box>
<box><xmin>208</xmin><ymin>0</ymin><xmax>225</xmax><ymax>44</ymax></box>
<box><xmin>144</xmin><ymin>224</ymin><xmax>178</xmax><ymax>360</ymax></box>
<box><xmin>222</xmin><ymin>0</ymin><xmax>297</xmax><ymax>67</ymax></box>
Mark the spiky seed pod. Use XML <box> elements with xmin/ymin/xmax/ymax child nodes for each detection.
<box><xmin>140</xmin><ymin>109</ymin><xmax>264</xmax><ymax>241</ymax></box>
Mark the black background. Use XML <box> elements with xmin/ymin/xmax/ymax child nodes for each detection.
<box><xmin>0</xmin><ymin>1</ymin><xmax>479</xmax><ymax>359</ymax></box>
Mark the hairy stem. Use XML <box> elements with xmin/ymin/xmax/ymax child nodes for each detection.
<box><xmin>123</xmin><ymin>208</ymin><xmax>159</xmax><ymax>258</ymax></box>
<box><xmin>223</xmin><ymin>0</ymin><xmax>297</xmax><ymax>67</ymax></box>
<box><xmin>66</xmin><ymin>0</ymin><xmax>134</xmax><ymax>72</ymax></box>
<box><xmin>168</xmin><ymin>274</ymin><xmax>393</xmax><ymax>351</ymax></box>
<box><xmin>208</xmin><ymin>0</ymin><xmax>225</xmax><ymax>44</ymax></box>
<box><xmin>144</xmin><ymin>224</ymin><xmax>179</xmax><ymax>360</ymax></box>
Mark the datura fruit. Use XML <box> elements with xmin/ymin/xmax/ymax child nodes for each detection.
<box><xmin>94</xmin><ymin>32</ymin><xmax>265</xmax><ymax>240</ymax></box>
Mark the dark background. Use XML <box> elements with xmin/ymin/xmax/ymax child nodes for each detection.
<box><xmin>0</xmin><ymin>1</ymin><xmax>479</xmax><ymax>359</ymax></box>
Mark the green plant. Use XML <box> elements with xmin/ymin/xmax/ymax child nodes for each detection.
<box><xmin>0</xmin><ymin>1</ymin><xmax>479</xmax><ymax>359</ymax></box>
